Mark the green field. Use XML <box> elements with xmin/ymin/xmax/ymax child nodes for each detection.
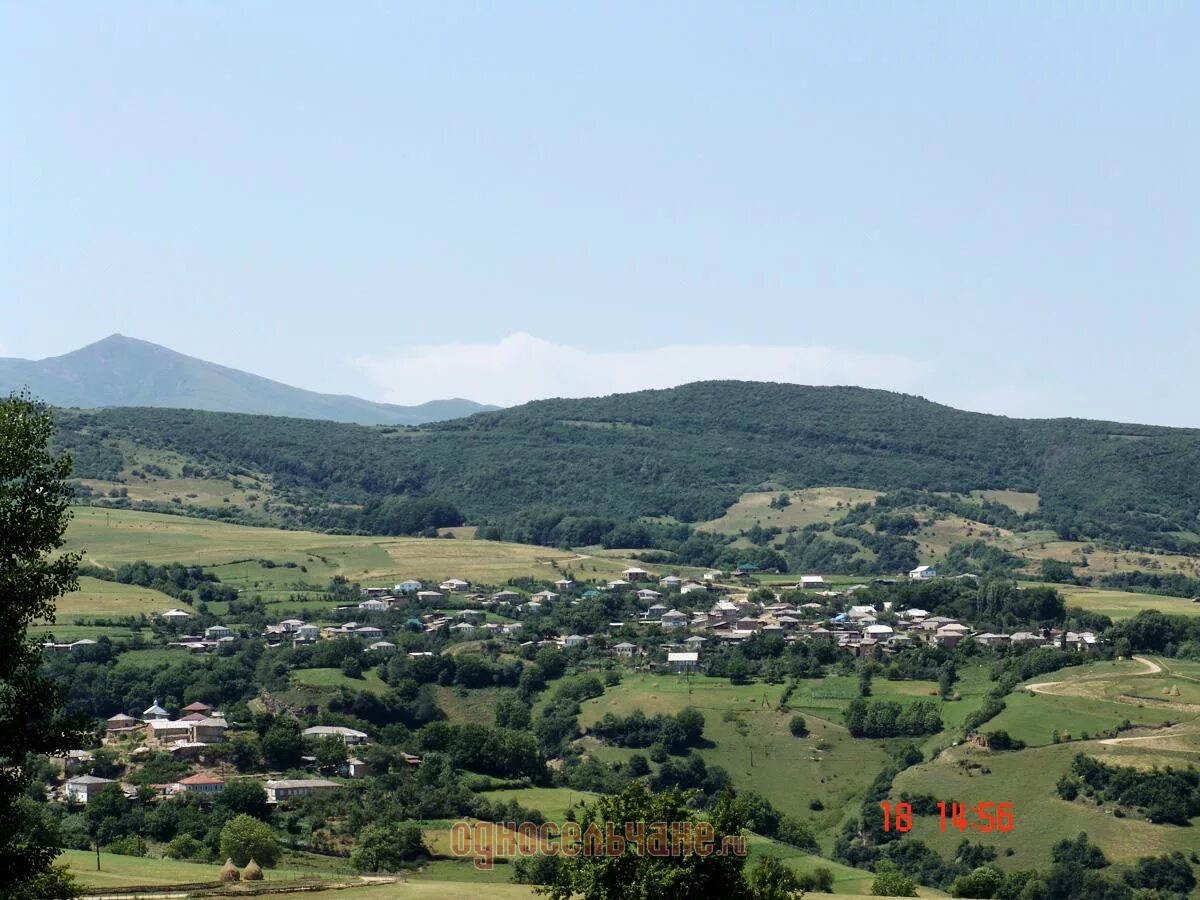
<box><xmin>64</xmin><ymin>507</ymin><xmax>639</xmax><ymax>588</ymax></box>
<box><xmin>1052</xmin><ymin>584</ymin><xmax>1200</xmax><ymax>619</ymax></box>
<box><xmin>578</xmin><ymin>674</ymin><xmax>891</xmax><ymax>843</ymax></box>
<box><xmin>54</xmin><ymin>576</ymin><xmax>177</xmax><ymax>620</ymax></box>
<box><xmin>477</xmin><ymin>786</ymin><xmax>602</xmax><ymax>822</ymax></box>
<box><xmin>695</xmin><ymin>487</ymin><xmax>882</xmax><ymax>536</ymax></box>
<box><xmin>890</xmin><ymin>656</ymin><xmax>1200</xmax><ymax>876</ymax></box>
<box><xmin>890</xmin><ymin>740</ymin><xmax>1200</xmax><ymax>873</ymax></box>
<box><xmin>292</xmin><ymin>667</ymin><xmax>392</xmax><ymax>696</ymax></box>
<box><xmin>58</xmin><ymin>849</ymin><xmax>328</xmax><ymax>887</ymax></box>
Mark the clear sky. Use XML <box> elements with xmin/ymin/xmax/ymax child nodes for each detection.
<box><xmin>2</xmin><ymin>3</ymin><xmax>1196</xmax><ymax>423</ymax></box>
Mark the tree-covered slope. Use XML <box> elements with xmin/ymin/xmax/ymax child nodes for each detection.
<box><xmin>53</xmin><ymin>381</ymin><xmax>1200</xmax><ymax>549</ymax></box>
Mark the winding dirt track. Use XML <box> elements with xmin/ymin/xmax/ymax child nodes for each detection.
<box><xmin>1025</xmin><ymin>656</ymin><xmax>1200</xmax><ymax>751</ymax></box>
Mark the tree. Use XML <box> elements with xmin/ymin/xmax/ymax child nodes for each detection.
<box><xmin>314</xmin><ymin>736</ymin><xmax>347</xmax><ymax>774</ymax></box>
<box><xmin>261</xmin><ymin>719</ymin><xmax>303</xmax><ymax>769</ymax></box>
<box><xmin>950</xmin><ymin>866</ymin><xmax>1003</xmax><ymax>898</ymax></box>
<box><xmin>543</xmin><ymin>783</ymin><xmax>752</xmax><ymax>900</ymax></box>
<box><xmin>1113</xmin><ymin>637</ymin><xmax>1131</xmax><ymax>660</ymax></box>
<box><xmin>746</xmin><ymin>854</ymin><xmax>802</xmax><ymax>899</ymax></box>
<box><xmin>219</xmin><ymin>814</ymin><xmax>280</xmax><ymax>867</ymax></box>
<box><xmin>217</xmin><ymin>780</ymin><xmax>270</xmax><ymax>819</ymax></box>
<box><xmin>0</xmin><ymin>395</ymin><xmax>84</xmax><ymax>898</ymax></box>
<box><xmin>349</xmin><ymin>822</ymin><xmax>427</xmax><ymax>872</ymax></box>
<box><xmin>788</xmin><ymin>715</ymin><xmax>808</xmax><ymax>738</ymax></box>
<box><xmin>871</xmin><ymin>861</ymin><xmax>918</xmax><ymax>897</ymax></box>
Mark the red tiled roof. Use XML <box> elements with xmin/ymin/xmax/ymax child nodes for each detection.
<box><xmin>177</xmin><ymin>773</ymin><xmax>224</xmax><ymax>785</ymax></box>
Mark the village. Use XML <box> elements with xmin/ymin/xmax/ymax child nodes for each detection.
<box><xmin>49</xmin><ymin>560</ymin><xmax>1104</xmax><ymax>822</ymax></box>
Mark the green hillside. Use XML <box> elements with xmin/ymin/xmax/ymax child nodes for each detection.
<box><xmin>53</xmin><ymin>381</ymin><xmax>1200</xmax><ymax>554</ymax></box>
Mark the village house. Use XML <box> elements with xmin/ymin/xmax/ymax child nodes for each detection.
<box><xmin>173</xmin><ymin>773</ymin><xmax>224</xmax><ymax>795</ymax></box>
<box><xmin>554</xmin><ymin>578</ymin><xmax>575</xmax><ymax>590</ymax></box>
<box><xmin>667</xmin><ymin>651</ymin><xmax>699</xmax><ymax>674</ymax></box>
<box><xmin>358</xmin><ymin>598</ymin><xmax>388</xmax><ymax>612</ymax></box>
<box><xmin>355</xmin><ymin>625</ymin><xmax>385</xmax><ymax>639</ymax></box>
<box><xmin>974</xmin><ymin>633</ymin><xmax>1010</xmax><ymax>648</ymax></box>
<box><xmin>296</xmin><ymin>624</ymin><xmax>320</xmax><ymax>642</ymax></box>
<box><xmin>303</xmin><ymin>725</ymin><xmax>369</xmax><ymax>746</ymax></box>
<box><xmin>531</xmin><ymin>589</ymin><xmax>559</xmax><ymax>603</ymax></box>
<box><xmin>622</xmin><ymin>567</ymin><xmax>649</xmax><ymax>581</ymax></box>
<box><xmin>659</xmin><ymin>575</ymin><xmax>683</xmax><ymax>589</ymax></box>
<box><xmin>190</xmin><ymin>716</ymin><xmax>228</xmax><ymax>743</ymax></box>
<box><xmin>396</xmin><ymin>580</ymin><xmax>422</xmax><ymax>593</ymax></box>
<box><xmin>643</xmin><ymin>604</ymin><xmax>668</xmax><ymax>621</ymax></box>
<box><xmin>612</xmin><ymin>641</ymin><xmax>637</xmax><ymax>658</ymax></box>
<box><xmin>440</xmin><ymin>578</ymin><xmax>471</xmax><ymax>593</ymax></box>
<box><xmin>369</xmin><ymin>640</ymin><xmax>397</xmax><ymax>653</ymax></box>
<box><xmin>181</xmin><ymin>701</ymin><xmax>213</xmax><ymax>716</ymax></box>
<box><xmin>563</xmin><ymin>634</ymin><xmax>587</xmax><ymax>649</ymax></box>
<box><xmin>909</xmin><ymin>565</ymin><xmax>937</xmax><ymax>580</ymax></box>
<box><xmin>265</xmin><ymin>778</ymin><xmax>341</xmax><ymax>803</ymax></box>
<box><xmin>65</xmin><ymin>775</ymin><xmax>114</xmax><ymax>804</ymax></box>
<box><xmin>416</xmin><ymin>590</ymin><xmax>444</xmax><ymax>603</ymax></box>
<box><xmin>660</xmin><ymin>609</ymin><xmax>688</xmax><ymax>629</ymax></box>
<box><xmin>142</xmin><ymin>700</ymin><xmax>170</xmax><ymax>721</ymax></box>
<box><xmin>105</xmin><ymin>713</ymin><xmax>141</xmax><ymax>735</ymax></box>
<box><xmin>798</xmin><ymin>575</ymin><xmax>826</xmax><ymax>589</ymax></box>
<box><xmin>637</xmin><ymin>589</ymin><xmax>662</xmax><ymax>601</ymax></box>
<box><xmin>204</xmin><ymin>624</ymin><xmax>233</xmax><ymax>641</ymax></box>
<box><xmin>161</xmin><ymin>608</ymin><xmax>192</xmax><ymax>622</ymax></box>
<box><xmin>680</xmin><ymin>582</ymin><xmax>708</xmax><ymax>595</ymax></box>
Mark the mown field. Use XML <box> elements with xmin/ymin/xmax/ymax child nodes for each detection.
<box><xmin>58</xmin><ymin>849</ymin><xmax>331</xmax><ymax>887</ymax></box>
<box><xmin>63</xmin><ymin>507</ymin><xmax>638</xmax><ymax>589</ymax></box>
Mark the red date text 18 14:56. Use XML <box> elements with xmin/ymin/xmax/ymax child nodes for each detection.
<box><xmin>879</xmin><ymin>802</ymin><xmax>1014</xmax><ymax>833</ymax></box>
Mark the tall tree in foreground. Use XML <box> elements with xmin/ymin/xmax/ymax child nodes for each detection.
<box><xmin>0</xmin><ymin>394</ymin><xmax>83</xmax><ymax>899</ymax></box>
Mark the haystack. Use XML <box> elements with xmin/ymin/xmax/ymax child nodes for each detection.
<box><xmin>242</xmin><ymin>859</ymin><xmax>264</xmax><ymax>881</ymax></box>
<box><xmin>219</xmin><ymin>858</ymin><xmax>241</xmax><ymax>882</ymax></box>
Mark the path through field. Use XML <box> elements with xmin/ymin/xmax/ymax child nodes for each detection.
<box><xmin>1027</xmin><ymin>656</ymin><xmax>1200</xmax><ymax>752</ymax></box>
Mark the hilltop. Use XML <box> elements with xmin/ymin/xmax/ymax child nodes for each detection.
<box><xmin>0</xmin><ymin>334</ymin><xmax>496</xmax><ymax>424</ymax></box>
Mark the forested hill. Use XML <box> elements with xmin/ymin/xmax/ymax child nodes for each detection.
<box><xmin>54</xmin><ymin>381</ymin><xmax>1200</xmax><ymax>550</ymax></box>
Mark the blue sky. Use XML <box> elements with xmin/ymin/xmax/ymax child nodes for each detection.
<box><xmin>2</xmin><ymin>3</ymin><xmax>1196</xmax><ymax>423</ymax></box>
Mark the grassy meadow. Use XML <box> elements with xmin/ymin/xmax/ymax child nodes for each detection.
<box><xmin>63</xmin><ymin>507</ymin><xmax>639</xmax><ymax>589</ymax></box>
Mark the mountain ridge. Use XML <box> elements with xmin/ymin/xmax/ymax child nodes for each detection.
<box><xmin>0</xmin><ymin>334</ymin><xmax>496</xmax><ymax>425</ymax></box>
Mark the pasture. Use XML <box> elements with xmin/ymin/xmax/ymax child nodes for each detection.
<box><xmin>58</xmin><ymin>849</ymin><xmax>325</xmax><ymax>887</ymax></box>
<box><xmin>1051</xmin><ymin>584</ymin><xmax>1200</xmax><ymax>619</ymax></box>
<box><xmin>695</xmin><ymin>487</ymin><xmax>882</xmax><ymax>535</ymax></box>
<box><xmin>63</xmin><ymin>507</ymin><xmax>637</xmax><ymax>588</ymax></box>
<box><xmin>577</xmin><ymin>674</ymin><xmax>892</xmax><ymax>839</ymax></box>
<box><xmin>54</xmin><ymin>576</ymin><xmax>176</xmax><ymax>620</ymax></box>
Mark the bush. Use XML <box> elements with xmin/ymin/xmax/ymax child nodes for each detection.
<box><xmin>165</xmin><ymin>834</ymin><xmax>207</xmax><ymax>861</ymax></box>
<box><xmin>788</xmin><ymin>715</ymin><xmax>808</xmax><ymax>737</ymax></box>
<box><xmin>105</xmin><ymin>835</ymin><xmax>147</xmax><ymax>857</ymax></box>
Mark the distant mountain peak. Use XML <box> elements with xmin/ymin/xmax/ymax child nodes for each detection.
<box><xmin>0</xmin><ymin>336</ymin><xmax>498</xmax><ymax>425</ymax></box>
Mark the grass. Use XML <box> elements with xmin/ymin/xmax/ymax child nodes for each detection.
<box><xmin>53</xmin><ymin>576</ymin><xmax>177</xmax><ymax>620</ymax></box>
<box><xmin>476</xmin><ymin>787</ymin><xmax>602</xmax><ymax>822</ymax></box>
<box><xmin>433</xmin><ymin>686</ymin><xmax>513</xmax><ymax>726</ymax></box>
<box><xmin>292</xmin><ymin>667</ymin><xmax>392</xmax><ymax>695</ymax></box>
<box><xmin>695</xmin><ymin>487</ymin><xmax>882</xmax><ymax>536</ymax></box>
<box><xmin>578</xmin><ymin>674</ymin><xmax>891</xmax><ymax>842</ymax></box>
<box><xmin>58</xmin><ymin>849</ymin><xmax>323</xmax><ymax>887</ymax></box>
<box><xmin>113</xmin><ymin>647</ymin><xmax>194</xmax><ymax>671</ymax></box>
<box><xmin>312</xmin><ymin>882</ymin><xmax>536</xmax><ymax>899</ymax></box>
<box><xmin>64</xmin><ymin>507</ymin><xmax>642</xmax><ymax>588</ymax></box>
<box><xmin>1050</xmin><ymin>584</ymin><xmax>1200</xmax><ymax>619</ymax></box>
<box><xmin>890</xmin><ymin>740</ymin><xmax>1200</xmax><ymax>872</ymax></box>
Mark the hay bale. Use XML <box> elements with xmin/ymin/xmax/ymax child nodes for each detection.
<box><xmin>219</xmin><ymin>858</ymin><xmax>241</xmax><ymax>882</ymax></box>
<box><xmin>242</xmin><ymin>859</ymin><xmax>263</xmax><ymax>881</ymax></box>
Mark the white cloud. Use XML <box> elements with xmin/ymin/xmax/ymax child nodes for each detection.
<box><xmin>357</xmin><ymin>333</ymin><xmax>933</xmax><ymax>407</ymax></box>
